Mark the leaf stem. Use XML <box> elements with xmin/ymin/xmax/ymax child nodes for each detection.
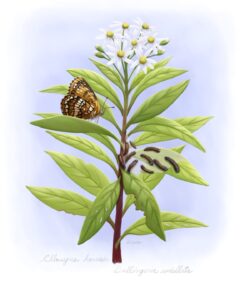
<box><xmin>113</xmin><ymin>64</ymin><xmax>125</xmax><ymax>82</ymax></box>
<box><xmin>107</xmin><ymin>217</ymin><xmax>115</xmax><ymax>229</ymax></box>
<box><xmin>128</xmin><ymin>65</ymin><xmax>138</xmax><ymax>83</ymax></box>
<box><xmin>102</xmin><ymin>52</ymin><xmax>125</xmax><ymax>82</ymax></box>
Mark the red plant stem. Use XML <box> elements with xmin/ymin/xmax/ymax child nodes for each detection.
<box><xmin>112</xmin><ymin>129</ymin><xmax>126</xmax><ymax>263</ymax></box>
<box><xmin>112</xmin><ymin>175</ymin><xmax>124</xmax><ymax>263</ymax></box>
<box><xmin>112</xmin><ymin>64</ymin><xmax>129</xmax><ymax>263</ymax></box>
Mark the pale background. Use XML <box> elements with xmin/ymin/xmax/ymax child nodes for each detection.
<box><xmin>0</xmin><ymin>0</ymin><xmax>239</xmax><ymax>299</ymax></box>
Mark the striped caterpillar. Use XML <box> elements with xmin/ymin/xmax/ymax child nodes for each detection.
<box><xmin>125</xmin><ymin>151</ymin><xmax>136</xmax><ymax>163</ymax></box>
<box><xmin>123</xmin><ymin>142</ymin><xmax>129</xmax><ymax>155</ymax></box>
<box><xmin>127</xmin><ymin>160</ymin><xmax>138</xmax><ymax>173</ymax></box>
<box><xmin>153</xmin><ymin>159</ymin><xmax>168</xmax><ymax>171</ymax></box>
<box><xmin>140</xmin><ymin>154</ymin><xmax>154</xmax><ymax>165</ymax></box>
<box><xmin>140</xmin><ymin>165</ymin><xmax>154</xmax><ymax>174</ymax></box>
<box><xmin>144</xmin><ymin>147</ymin><xmax>161</xmax><ymax>153</ymax></box>
<box><xmin>118</xmin><ymin>154</ymin><xmax>125</xmax><ymax>168</ymax></box>
<box><xmin>164</xmin><ymin>156</ymin><xmax>180</xmax><ymax>173</ymax></box>
<box><xmin>129</xmin><ymin>141</ymin><xmax>137</xmax><ymax>149</ymax></box>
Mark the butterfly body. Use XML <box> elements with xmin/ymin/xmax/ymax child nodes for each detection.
<box><xmin>61</xmin><ymin>77</ymin><xmax>101</xmax><ymax>119</ymax></box>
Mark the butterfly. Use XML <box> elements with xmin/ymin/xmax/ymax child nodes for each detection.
<box><xmin>61</xmin><ymin>77</ymin><xmax>101</xmax><ymax>119</ymax></box>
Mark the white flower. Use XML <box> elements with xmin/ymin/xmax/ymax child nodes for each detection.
<box><xmin>132</xmin><ymin>18</ymin><xmax>155</xmax><ymax>37</ymax></box>
<box><xmin>109</xmin><ymin>21</ymin><xmax>132</xmax><ymax>42</ymax></box>
<box><xmin>106</xmin><ymin>40</ymin><xmax>132</xmax><ymax>68</ymax></box>
<box><xmin>96</xmin><ymin>28</ymin><xmax>116</xmax><ymax>44</ymax></box>
<box><xmin>95</xmin><ymin>20</ymin><xmax>168</xmax><ymax>71</ymax></box>
<box><xmin>123</xmin><ymin>30</ymin><xmax>146</xmax><ymax>55</ymax></box>
<box><xmin>130</xmin><ymin>48</ymin><xmax>156</xmax><ymax>73</ymax></box>
<box><xmin>143</xmin><ymin>32</ymin><xmax>165</xmax><ymax>54</ymax></box>
<box><xmin>110</xmin><ymin>21</ymin><xmax>130</xmax><ymax>32</ymax></box>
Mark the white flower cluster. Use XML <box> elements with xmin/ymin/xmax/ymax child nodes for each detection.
<box><xmin>95</xmin><ymin>18</ymin><xmax>169</xmax><ymax>74</ymax></box>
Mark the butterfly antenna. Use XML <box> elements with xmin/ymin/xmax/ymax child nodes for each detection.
<box><xmin>101</xmin><ymin>98</ymin><xmax>115</xmax><ymax>114</ymax></box>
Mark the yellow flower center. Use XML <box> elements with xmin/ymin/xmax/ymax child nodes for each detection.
<box><xmin>106</xmin><ymin>31</ymin><xmax>114</xmax><ymax>38</ymax></box>
<box><xmin>131</xmin><ymin>39</ymin><xmax>138</xmax><ymax>46</ymax></box>
<box><xmin>147</xmin><ymin>36</ymin><xmax>155</xmax><ymax>43</ymax></box>
<box><xmin>139</xmin><ymin>56</ymin><xmax>147</xmax><ymax>64</ymax></box>
<box><xmin>122</xmin><ymin>22</ymin><xmax>129</xmax><ymax>29</ymax></box>
<box><xmin>142</xmin><ymin>23</ymin><xmax>150</xmax><ymax>30</ymax></box>
<box><xmin>117</xmin><ymin>50</ymin><xmax>125</xmax><ymax>58</ymax></box>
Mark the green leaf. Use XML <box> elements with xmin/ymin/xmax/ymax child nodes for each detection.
<box><xmin>120</xmin><ymin>211</ymin><xmax>207</xmax><ymax>241</ymax></box>
<box><xmin>47</xmin><ymin>151</ymin><xmax>110</xmax><ymax>196</ymax></box>
<box><xmin>78</xmin><ymin>180</ymin><xmax>120</xmax><ymax>244</ymax></box>
<box><xmin>171</xmin><ymin>145</ymin><xmax>186</xmax><ymax>153</ymax></box>
<box><xmin>98</xmin><ymin>96</ymin><xmax>121</xmax><ymax>132</ymax></box>
<box><xmin>26</xmin><ymin>186</ymin><xmax>92</xmax><ymax>216</ymax></box>
<box><xmin>175</xmin><ymin>116</ymin><xmax>213</xmax><ymax>132</ymax></box>
<box><xmin>35</xmin><ymin>113</ymin><xmax>60</xmax><ymax>119</ymax></box>
<box><xmin>154</xmin><ymin>57</ymin><xmax>172</xmax><ymax>67</ymax></box>
<box><xmin>47</xmin><ymin>131</ymin><xmax>117</xmax><ymax>171</ymax></box>
<box><xmin>138</xmin><ymin>145</ymin><xmax>185</xmax><ymax>190</ymax></box>
<box><xmin>133</xmin><ymin>116</ymin><xmax>212</xmax><ymax>146</ymax></box>
<box><xmin>122</xmin><ymin>171</ymin><xmax>166</xmax><ymax>241</ymax></box>
<box><xmin>31</xmin><ymin>115</ymin><xmax>120</xmax><ymax>143</ymax></box>
<box><xmin>39</xmin><ymin>83</ymin><xmax>120</xmax><ymax>132</ymax></box>
<box><xmin>34</xmin><ymin>113</ymin><xmax>118</xmax><ymax>159</ymax></box>
<box><xmin>122</xmin><ymin>194</ymin><xmax>135</xmax><ymax>216</ymax></box>
<box><xmin>87</xmin><ymin>133</ymin><xmax>118</xmax><ymax>159</ymax></box>
<box><xmin>128</xmin><ymin>80</ymin><xmax>189</xmax><ymax>126</ymax></box>
<box><xmin>129</xmin><ymin>57</ymin><xmax>172</xmax><ymax>91</ymax></box>
<box><xmin>129</xmin><ymin>116</ymin><xmax>205</xmax><ymax>152</ymax></box>
<box><xmin>138</xmin><ymin>172</ymin><xmax>165</xmax><ymax>191</ymax></box>
<box><xmin>128</xmin><ymin>68</ymin><xmax>187</xmax><ymax>113</ymax></box>
<box><xmin>67</xmin><ymin>68</ymin><xmax>123</xmax><ymax>112</ymax></box>
<box><xmin>134</xmin><ymin>147</ymin><xmax>208</xmax><ymax>186</ymax></box>
<box><xmin>90</xmin><ymin>58</ymin><xmax>124</xmax><ymax>91</ymax></box>
<box><xmin>40</xmin><ymin>84</ymin><xmax>69</xmax><ymax>95</ymax></box>
<box><xmin>37</xmin><ymin>101</ymin><xmax>120</xmax><ymax>133</ymax></box>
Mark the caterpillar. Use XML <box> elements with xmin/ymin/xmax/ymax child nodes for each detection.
<box><xmin>164</xmin><ymin>156</ymin><xmax>180</xmax><ymax>173</ymax></box>
<box><xmin>123</xmin><ymin>142</ymin><xmax>129</xmax><ymax>155</ymax></box>
<box><xmin>118</xmin><ymin>154</ymin><xmax>125</xmax><ymax>168</ymax></box>
<box><xmin>140</xmin><ymin>154</ymin><xmax>154</xmax><ymax>165</ymax></box>
<box><xmin>140</xmin><ymin>165</ymin><xmax>154</xmax><ymax>174</ymax></box>
<box><xmin>153</xmin><ymin>159</ymin><xmax>168</xmax><ymax>171</ymax></box>
<box><xmin>144</xmin><ymin>147</ymin><xmax>161</xmax><ymax>153</ymax></box>
<box><xmin>125</xmin><ymin>151</ymin><xmax>136</xmax><ymax>162</ymax></box>
<box><xmin>127</xmin><ymin>160</ymin><xmax>138</xmax><ymax>173</ymax></box>
<box><xmin>129</xmin><ymin>141</ymin><xmax>137</xmax><ymax>149</ymax></box>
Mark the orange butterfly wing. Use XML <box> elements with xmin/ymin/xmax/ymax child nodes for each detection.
<box><xmin>61</xmin><ymin>77</ymin><xmax>101</xmax><ymax>119</ymax></box>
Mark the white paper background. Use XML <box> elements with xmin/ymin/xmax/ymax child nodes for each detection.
<box><xmin>0</xmin><ymin>0</ymin><xmax>239</xmax><ymax>299</ymax></box>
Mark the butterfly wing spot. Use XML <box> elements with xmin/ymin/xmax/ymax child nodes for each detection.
<box><xmin>61</xmin><ymin>77</ymin><xmax>100</xmax><ymax>119</ymax></box>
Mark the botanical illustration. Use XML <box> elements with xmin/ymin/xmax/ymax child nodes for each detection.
<box><xmin>27</xmin><ymin>19</ymin><xmax>211</xmax><ymax>263</ymax></box>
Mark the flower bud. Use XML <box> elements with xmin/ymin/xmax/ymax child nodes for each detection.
<box><xmin>157</xmin><ymin>49</ymin><xmax>165</xmax><ymax>55</ymax></box>
<box><xmin>160</xmin><ymin>39</ymin><xmax>170</xmax><ymax>46</ymax></box>
<box><xmin>95</xmin><ymin>51</ymin><xmax>106</xmax><ymax>58</ymax></box>
<box><xmin>95</xmin><ymin>45</ymin><xmax>104</xmax><ymax>52</ymax></box>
